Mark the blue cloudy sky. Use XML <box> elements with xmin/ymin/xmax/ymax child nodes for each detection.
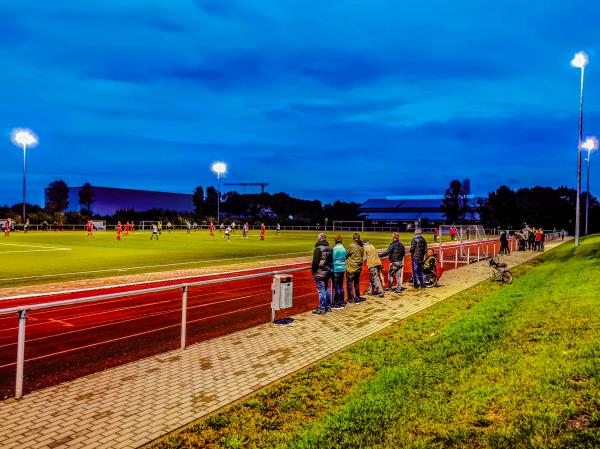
<box><xmin>1</xmin><ymin>0</ymin><xmax>599</xmax><ymax>205</ymax></box>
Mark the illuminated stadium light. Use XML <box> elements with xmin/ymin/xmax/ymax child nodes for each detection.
<box><xmin>571</xmin><ymin>51</ymin><xmax>589</xmax><ymax>246</ymax></box>
<box><xmin>11</xmin><ymin>128</ymin><xmax>38</xmax><ymax>148</ymax></box>
<box><xmin>11</xmin><ymin>128</ymin><xmax>38</xmax><ymax>221</ymax></box>
<box><xmin>211</xmin><ymin>161</ymin><xmax>227</xmax><ymax>222</ymax></box>
<box><xmin>570</xmin><ymin>51</ymin><xmax>589</xmax><ymax>69</ymax></box>
<box><xmin>581</xmin><ymin>136</ymin><xmax>599</xmax><ymax>154</ymax></box>
<box><xmin>582</xmin><ymin>136</ymin><xmax>598</xmax><ymax>236</ymax></box>
<box><xmin>211</xmin><ymin>161</ymin><xmax>227</xmax><ymax>177</ymax></box>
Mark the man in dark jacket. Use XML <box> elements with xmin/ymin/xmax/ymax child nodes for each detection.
<box><xmin>379</xmin><ymin>232</ymin><xmax>406</xmax><ymax>293</ymax></box>
<box><xmin>409</xmin><ymin>228</ymin><xmax>427</xmax><ymax>289</ymax></box>
<box><xmin>345</xmin><ymin>233</ymin><xmax>365</xmax><ymax>303</ymax></box>
<box><xmin>312</xmin><ymin>233</ymin><xmax>333</xmax><ymax>314</ymax></box>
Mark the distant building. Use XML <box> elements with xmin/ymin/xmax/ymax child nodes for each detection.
<box><xmin>45</xmin><ymin>186</ymin><xmax>194</xmax><ymax>215</ymax></box>
<box><xmin>358</xmin><ymin>195</ymin><xmax>481</xmax><ymax>226</ymax></box>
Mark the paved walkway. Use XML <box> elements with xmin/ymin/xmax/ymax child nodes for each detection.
<box><xmin>0</xmin><ymin>241</ymin><xmax>565</xmax><ymax>448</ymax></box>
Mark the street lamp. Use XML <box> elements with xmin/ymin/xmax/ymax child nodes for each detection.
<box><xmin>571</xmin><ymin>51</ymin><xmax>589</xmax><ymax>246</ymax></box>
<box><xmin>581</xmin><ymin>136</ymin><xmax>599</xmax><ymax>235</ymax></box>
<box><xmin>211</xmin><ymin>161</ymin><xmax>227</xmax><ymax>223</ymax></box>
<box><xmin>11</xmin><ymin>128</ymin><xmax>38</xmax><ymax>221</ymax></box>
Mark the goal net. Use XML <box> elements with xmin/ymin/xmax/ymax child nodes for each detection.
<box><xmin>332</xmin><ymin>221</ymin><xmax>364</xmax><ymax>232</ymax></box>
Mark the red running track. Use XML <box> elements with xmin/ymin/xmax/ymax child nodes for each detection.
<box><xmin>0</xmin><ymin>240</ymin><xmax>501</xmax><ymax>399</ymax></box>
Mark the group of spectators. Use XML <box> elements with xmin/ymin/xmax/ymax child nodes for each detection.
<box><xmin>311</xmin><ymin>229</ymin><xmax>429</xmax><ymax>314</ymax></box>
<box><xmin>500</xmin><ymin>226</ymin><xmax>548</xmax><ymax>254</ymax></box>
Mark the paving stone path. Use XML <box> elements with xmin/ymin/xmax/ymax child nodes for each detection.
<box><xmin>0</xmin><ymin>240</ymin><xmax>566</xmax><ymax>448</ymax></box>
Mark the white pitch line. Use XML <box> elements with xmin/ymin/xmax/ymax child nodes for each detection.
<box><xmin>0</xmin><ymin>248</ymin><xmax>72</xmax><ymax>254</ymax></box>
<box><xmin>0</xmin><ymin>242</ymin><xmax>71</xmax><ymax>250</ymax></box>
<box><xmin>0</xmin><ymin>251</ymin><xmax>311</xmax><ymax>282</ymax></box>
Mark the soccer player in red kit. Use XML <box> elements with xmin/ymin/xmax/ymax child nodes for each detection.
<box><xmin>86</xmin><ymin>220</ymin><xmax>93</xmax><ymax>237</ymax></box>
<box><xmin>116</xmin><ymin>221</ymin><xmax>122</xmax><ymax>241</ymax></box>
<box><xmin>209</xmin><ymin>221</ymin><xmax>215</xmax><ymax>237</ymax></box>
<box><xmin>125</xmin><ymin>221</ymin><xmax>130</xmax><ymax>237</ymax></box>
<box><xmin>4</xmin><ymin>220</ymin><xmax>10</xmax><ymax>237</ymax></box>
<box><xmin>131</xmin><ymin>221</ymin><xmax>135</xmax><ymax>234</ymax></box>
<box><xmin>260</xmin><ymin>223</ymin><xmax>265</xmax><ymax>240</ymax></box>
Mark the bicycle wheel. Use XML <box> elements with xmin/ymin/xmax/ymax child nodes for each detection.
<box><xmin>502</xmin><ymin>271</ymin><xmax>513</xmax><ymax>284</ymax></box>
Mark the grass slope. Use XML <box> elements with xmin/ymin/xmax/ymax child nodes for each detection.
<box><xmin>152</xmin><ymin>236</ymin><xmax>600</xmax><ymax>449</ymax></box>
<box><xmin>0</xmin><ymin>230</ymin><xmax>420</xmax><ymax>288</ymax></box>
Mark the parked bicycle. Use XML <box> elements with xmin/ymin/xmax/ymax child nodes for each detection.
<box><xmin>489</xmin><ymin>256</ymin><xmax>513</xmax><ymax>284</ymax></box>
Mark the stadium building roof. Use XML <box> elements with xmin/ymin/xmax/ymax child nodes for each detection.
<box><xmin>359</xmin><ymin>197</ymin><xmax>481</xmax><ymax>223</ymax></box>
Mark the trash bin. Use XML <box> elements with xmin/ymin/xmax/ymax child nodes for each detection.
<box><xmin>271</xmin><ymin>274</ymin><xmax>293</xmax><ymax>322</ymax></box>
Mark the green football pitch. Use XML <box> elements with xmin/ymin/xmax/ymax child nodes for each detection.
<box><xmin>0</xmin><ymin>230</ymin><xmax>440</xmax><ymax>289</ymax></box>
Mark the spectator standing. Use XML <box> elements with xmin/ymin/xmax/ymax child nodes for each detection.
<box><xmin>535</xmin><ymin>228</ymin><xmax>543</xmax><ymax>251</ymax></box>
<box><xmin>345</xmin><ymin>233</ymin><xmax>365</xmax><ymax>303</ymax></box>
<box><xmin>379</xmin><ymin>232</ymin><xmax>406</xmax><ymax>293</ymax></box>
<box><xmin>499</xmin><ymin>230</ymin><xmax>509</xmax><ymax>255</ymax></box>
<box><xmin>363</xmin><ymin>239</ymin><xmax>385</xmax><ymax>297</ymax></box>
<box><xmin>331</xmin><ymin>235</ymin><xmax>347</xmax><ymax>309</ymax></box>
<box><xmin>311</xmin><ymin>233</ymin><xmax>333</xmax><ymax>314</ymax></box>
<box><xmin>409</xmin><ymin>229</ymin><xmax>428</xmax><ymax>289</ymax></box>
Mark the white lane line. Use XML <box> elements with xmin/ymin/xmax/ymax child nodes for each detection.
<box><xmin>0</xmin><ymin>251</ymin><xmax>311</xmax><ymax>283</ymax></box>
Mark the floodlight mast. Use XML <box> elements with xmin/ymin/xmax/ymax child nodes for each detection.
<box><xmin>11</xmin><ymin>129</ymin><xmax>38</xmax><ymax>221</ymax></box>
<box><xmin>582</xmin><ymin>136</ymin><xmax>599</xmax><ymax>235</ymax></box>
<box><xmin>211</xmin><ymin>162</ymin><xmax>227</xmax><ymax>223</ymax></box>
<box><xmin>571</xmin><ymin>51</ymin><xmax>588</xmax><ymax>246</ymax></box>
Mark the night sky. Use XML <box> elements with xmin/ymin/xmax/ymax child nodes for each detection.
<box><xmin>1</xmin><ymin>1</ymin><xmax>599</xmax><ymax>205</ymax></box>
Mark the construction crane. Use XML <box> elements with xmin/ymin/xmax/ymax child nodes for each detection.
<box><xmin>223</xmin><ymin>182</ymin><xmax>269</xmax><ymax>194</ymax></box>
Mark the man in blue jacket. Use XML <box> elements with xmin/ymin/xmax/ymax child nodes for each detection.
<box><xmin>379</xmin><ymin>232</ymin><xmax>406</xmax><ymax>293</ymax></box>
<box><xmin>312</xmin><ymin>233</ymin><xmax>333</xmax><ymax>314</ymax></box>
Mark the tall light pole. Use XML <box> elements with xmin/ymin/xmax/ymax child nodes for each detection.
<box><xmin>571</xmin><ymin>51</ymin><xmax>589</xmax><ymax>246</ymax></box>
<box><xmin>581</xmin><ymin>136</ymin><xmax>599</xmax><ymax>235</ymax></box>
<box><xmin>211</xmin><ymin>161</ymin><xmax>227</xmax><ymax>223</ymax></box>
<box><xmin>11</xmin><ymin>129</ymin><xmax>38</xmax><ymax>222</ymax></box>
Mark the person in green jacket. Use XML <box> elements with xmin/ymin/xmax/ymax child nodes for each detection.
<box><xmin>332</xmin><ymin>235</ymin><xmax>347</xmax><ymax>309</ymax></box>
<box><xmin>363</xmin><ymin>239</ymin><xmax>385</xmax><ymax>298</ymax></box>
<box><xmin>345</xmin><ymin>233</ymin><xmax>365</xmax><ymax>303</ymax></box>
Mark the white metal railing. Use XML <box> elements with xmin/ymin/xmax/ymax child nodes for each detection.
<box><xmin>0</xmin><ymin>266</ymin><xmax>308</xmax><ymax>399</ymax></box>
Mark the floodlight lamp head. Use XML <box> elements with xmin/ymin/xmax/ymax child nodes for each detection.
<box><xmin>570</xmin><ymin>51</ymin><xmax>589</xmax><ymax>69</ymax></box>
<box><xmin>11</xmin><ymin>128</ymin><xmax>38</xmax><ymax>148</ymax></box>
<box><xmin>211</xmin><ymin>162</ymin><xmax>227</xmax><ymax>175</ymax></box>
<box><xmin>581</xmin><ymin>136</ymin><xmax>599</xmax><ymax>152</ymax></box>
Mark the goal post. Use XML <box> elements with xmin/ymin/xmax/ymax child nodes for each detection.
<box><xmin>437</xmin><ymin>224</ymin><xmax>490</xmax><ymax>267</ymax></box>
<box><xmin>332</xmin><ymin>221</ymin><xmax>364</xmax><ymax>232</ymax></box>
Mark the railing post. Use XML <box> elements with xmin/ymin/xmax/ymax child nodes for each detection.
<box><xmin>467</xmin><ymin>246</ymin><xmax>470</xmax><ymax>264</ymax></box>
<box><xmin>180</xmin><ymin>285</ymin><xmax>188</xmax><ymax>350</ymax></box>
<box><xmin>15</xmin><ymin>309</ymin><xmax>27</xmax><ymax>399</ymax></box>
<box><xmin>477</xmin><ymin>243</ymin><xmax>480</xmax><ymax>262</ymax></box>
<box><xmin>454</xmin><ymin>248</ymin><xmax>458</xmax><ymax>268</ymax></box>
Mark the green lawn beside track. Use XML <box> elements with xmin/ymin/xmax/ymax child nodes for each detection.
<box><xmin>153</xmin><ymin>236</ymin><xmax>600</xmax><ymax>449</ymax></box>
<box><xmin>0</xmin><ymin>230</ymin><xmax>436</xmax><ymax>288</ymax></box>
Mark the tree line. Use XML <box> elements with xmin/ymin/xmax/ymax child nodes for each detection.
<box><xmin>440</xmin><ymin>178</ymin><xmax>600</xmax><ymax>233</ymax></box>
